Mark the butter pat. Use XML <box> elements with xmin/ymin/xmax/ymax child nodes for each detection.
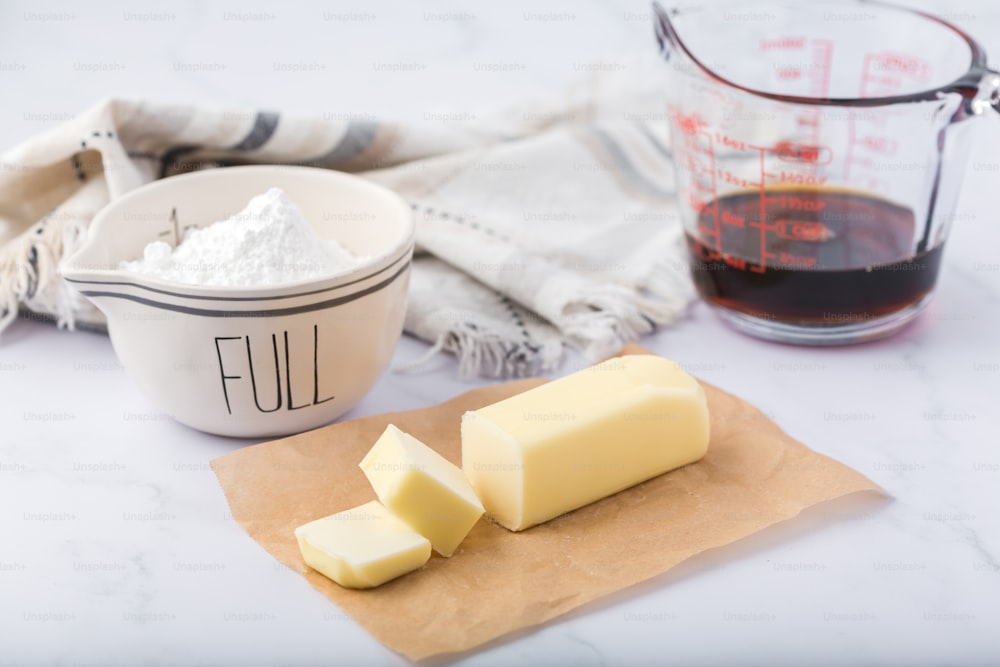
<box><xmin>360</xmin><ymin>424</ymin><xmax>484</xmax><ymax>557</ymax></box>
<box><xmin>294</xmin><ymin>500</ymin><xmax>431</xmax><ymax>589</ymax></box>
<box><xmin>461</xmin><ymin>355</ymin><xmax>710</xmax><ymax>531</ymax></box>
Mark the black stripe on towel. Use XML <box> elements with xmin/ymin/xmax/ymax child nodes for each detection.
<box><xmin>230</xmin><ymin>111</ymin><xmax>280</xmax><ymax>151</ymax></box>
<box><xmin>158</xmin><ymin>144</ymin><xmax>202</xmax><ymax>178</ymax></box>
<box><xmin>314</xmin><ymin>121</ymin><xmax>379</xmax><ymax>165</ymax></box>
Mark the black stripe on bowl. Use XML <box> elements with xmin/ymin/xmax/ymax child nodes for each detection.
<box><xmin>65</xmin><ymin>247</ymin><xmax>411</xmax><ymax>303</ymax></box>
<box><xmin>78</xmin><ymin>260</ymin><xmax>410</xmax><ymax>318</ymax></box>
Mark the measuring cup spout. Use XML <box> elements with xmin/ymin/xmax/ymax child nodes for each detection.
<box><xmin>652</xmin><ymin>2</ymin><xmax>681</xmax><ymax>63</ymax></box>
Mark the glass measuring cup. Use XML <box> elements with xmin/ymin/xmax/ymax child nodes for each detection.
<box><xmin>653</xmin><ymin>0</ymin><xmax>1000</xmax><ymax>344</ymax></box>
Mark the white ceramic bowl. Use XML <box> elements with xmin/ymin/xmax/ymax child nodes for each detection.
<box><xmin>62</xmin><ymin>165</ymin><xmax>414</xmax><ymax>438</ymax></box>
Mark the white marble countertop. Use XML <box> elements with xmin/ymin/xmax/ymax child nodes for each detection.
<box><xmin>1</xmin><ymin>0</ymin><xmax>998</xmax><ymax>664</ymax></box>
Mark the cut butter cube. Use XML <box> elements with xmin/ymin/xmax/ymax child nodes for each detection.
<box><xmin>294</xmin><ymin>500</ymin><xmax>430</xmax><ymax>589</ymax></box>
<box><xmin>461</xmin><ymin>354</ymin><xmax>710</xmax><ymax>531</ymax></box>
<box><xmin>360</xmin><ymin>424</ymin><xmax>484</xmax><ymax>557</ymax></box>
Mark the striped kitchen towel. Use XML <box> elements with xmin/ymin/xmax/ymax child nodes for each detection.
<box><xmin>0</xmin><ymin>62</ymin><xmax>691</xmax><ymax>377</ymax></box>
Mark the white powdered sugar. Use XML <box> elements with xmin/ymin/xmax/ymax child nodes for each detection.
<box><xmin>121</xmin><ymin>187</ymin><xmax>366</xmax><ymax>286</ymax></box>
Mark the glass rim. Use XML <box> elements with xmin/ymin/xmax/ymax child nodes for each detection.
<box><xmin>653</xmin><ymin>0</ymin><xmax>991</xmax><ymax>108</ymax></box>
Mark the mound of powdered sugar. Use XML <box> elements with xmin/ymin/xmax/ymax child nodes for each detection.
<box><xmin>121</xmin><ymin>187</ymin><xmax>366</xmax><ymax>287</ymax></box>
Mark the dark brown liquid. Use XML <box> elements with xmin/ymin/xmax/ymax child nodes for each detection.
<box><xmin>687</xmin><ymin>188</ymin><xmax>944</xmax><ymax>324</ymax></box>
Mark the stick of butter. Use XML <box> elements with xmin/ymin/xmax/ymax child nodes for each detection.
<box><xmin>461</xmin><ymin>354</ymin><xmax>710</xmax><ymax>531</ymax></box>
<box><xmin>360</xmin><ymin>424</ymin><xmax>484</xmax><ymax>557</ymax></box>
<box><xmin>294</xmin><ymin>500</ymin><xmax>431</xmax><ymax>589</ymax></box>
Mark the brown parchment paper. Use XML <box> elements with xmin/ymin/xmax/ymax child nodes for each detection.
<box><xmin>210</xmin><ymin>345</ymin><xmax>883</xmax><ymax>660</ymax></box>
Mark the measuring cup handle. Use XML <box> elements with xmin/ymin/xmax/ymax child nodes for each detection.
<box><xmin>969</xmin><ymin>69</ymin><xmax>1000</xmax><ymax>116</ymax></box>
<box><xmin>987</xmin><ymin>72</ymin><xmax>1000</xmax><ymax>115</ymax></box>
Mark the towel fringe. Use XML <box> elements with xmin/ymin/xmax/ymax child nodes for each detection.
<box><xmin>1</xmin><ymin>217</ymin><xmax>81</xmax><ymax>334</ymax></box>
<box><xmin>559</xmin><ymin>282</ymin><xmax>688</xmax><ymax>362</ymax></box>
<box><xmin>0</xmin><ymin>178</ymin><xmax>110</xmax><ymax>336</ymax></box>
<box><xmin>397</xmin><ymin>323</ymin><xmax>562</xmax><ymax>380</ymax></box>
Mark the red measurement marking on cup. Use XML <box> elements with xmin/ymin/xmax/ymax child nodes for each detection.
<box><xmin>796</xmin><ymin>115</ymin><xmax>819</xmax><ymax>130</ymax></box>
<box><xmin>722</xmin><ymin>254</ymin><xmax>747</xmax><ymax>270</ymax></box>
<box><xmin>670</xmin><ymin>105</ymin><xmax>724</xmax><ymax>255</ymax></box>
<box><xmin>752</xmin><ymin>153</ymin><xmax>777</xmax><ymax>273</ymax></box>
<box><xmin>775</xmin><ymin>219</ymin><xmax>835</xmax><ymax>242</ymax></box>
<box><xmin>860</xmin><ymin>52</ymin><xmax>931</xmax><ymax>97</ymax></box>
<box><xmin>705</xmin><ymin>132</ymin><xmax>721</xmax><ymax>251</ymax></box>
<box><xmin>776</xmin><ymin>171</ymin><xmax>828</xmax><ymax>185</ymax></box>
<box><xmin>871</xmin><ymin>52</ymin><xmax>930</xmax><ymax>81</ymax></box>
<box><xmin>846</xmin><ymin>51</ymin><xmax>931</xmax><ymax>186</ymax></box>
<box><xmin>774</xmin><ymin>192</ymin><xmax>827</xmax><ymax>211</ymax></box>
<box><xmin>718</xmin><ymin>167</ymin><xmax>753</xmax><ymax>189</ymax></box>
<box><xmin>689</xmin><ymin>191</ymin><xmax>709</xmax><ymax>212</ymax></box>
<box><xmin>759</xmin><ymin>37</ymin><xmax>806</xmax><ymax>51</ymax></box>
<box><xmin>809</xmin><ymin>40</ymin><xmax>833</xmax><ymax>96</ymax></box>
<box><xmin>715</xmin><ymin>132</ymin><xmax>747</xmax><ymax>152</ymax></box>
<box><xmin>777</xmin><ymin>252</ymin><xmax>818</xmax><ymax>268</ymax></box>
<box><xmin>858</xmin><ymin>136</ymin><xmax>897</xmax><ymax>154</ymax></box>
<box><xmin>674</xmin><ymin>109</ymin><xmax>709</xmax><ymax>137</ymax></box>
<box><xmin>692</xmin><ymin>180</ymin><xmax>716</xmax><ymax>198</ymax></box>
<box><xmin>721</xmin><ymin>209</ymin><xmax>744</xmax><ymax>227</ymax></box>
<box><xmin>803</xmin><ymin>39</ymin><xmax>833</xmax><ymax>184</ymax></box>
<box><xmin>774</xmin><ymin>141</ymin><xmax>832</xmax><ymax>165</ymax></box>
